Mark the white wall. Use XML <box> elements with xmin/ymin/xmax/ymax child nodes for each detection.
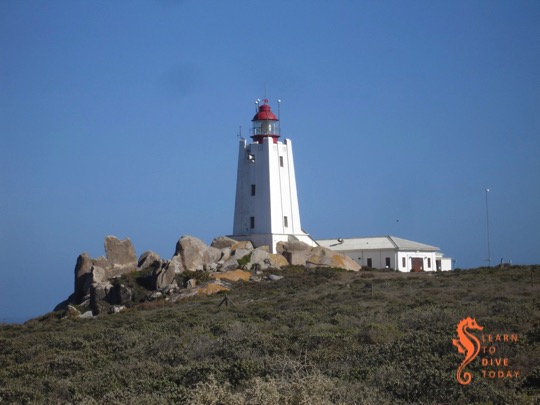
<box><xmin>440</xmin><ymin>258</ymin><xmax>453</xmax><ymax>271</ymax></box>
<box><xmin>232</xmin><ymin>137</ymin><xmax>316</xmax><ymax>252</ymax></box>
<box><xmin>340</xmin><ymin>249</ymin><xmax>447</xmax><ymax>272</ymax></box>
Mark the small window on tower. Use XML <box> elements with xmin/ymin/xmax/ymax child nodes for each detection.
<box><xmin>279</xmin><ymin>156</ymin><xmax>284</xmax><ymax>167</ymax></box>
<box><xmin>284</xmin><ymin>216</ymin><xmax>288</xmax><ymax>227</ymax></box>
<box><xmin>248</xmin><ymin>153</ymin><xmax>255</xmax><ymax>162</ymax></box>
<box><xmin>251</xmin><ymin>184</ymin><xmax>256</xmax><ymax>196</ymax></box>
<box><xmin>250</xmin><ymin>216</ymin><xmax>255</xmax><ymax>229</ymax></box>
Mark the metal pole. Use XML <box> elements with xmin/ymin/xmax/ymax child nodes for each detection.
<box><xmin>485</xmin><ymin>188</ymin><xmax>491</xmax><ymax>267</ymax></box>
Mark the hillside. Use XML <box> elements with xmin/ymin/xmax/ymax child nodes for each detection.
<box><xmin>1</xmin><ymin>265</ymin><xmax>539</xmax><ymax>404</ymax></box>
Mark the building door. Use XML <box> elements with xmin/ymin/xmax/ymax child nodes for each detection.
<box><xmin>411</xmin><ymin>258</ymin><xmax>423</xmax><ymax>272</ymax></box>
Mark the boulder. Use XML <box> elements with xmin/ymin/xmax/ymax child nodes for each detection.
<box><xmin>276</xmin><ymin>240</ymin><xmax>312</xmax><ymax>254</ymax></box>
<box><xmin>283</xmin><ymin>249</ymin><xmax>313</xmax><ymax>266</ymax></box>
<box><xmin>231</xmin><ymin>240</ymin><xmax>254</xmax><ymax>251</ymax></box>
<box><xmin>150</xmin><ymin>291</ymin><xmax>163</xmax><ymax>300</ymax></box>
<box><xmin>306</xmin><ymin>247</ymin><xmax>361</xmax><ymax>271</ymax></box>
<box><xmin>277</xmin><ymin>241</ymin><xmax>315</xmax><ymax>266</ymax></box>
<box><xmin>198</xmin><ymin>282</ymin><xmax>230</xmax><ymax>295</ymax></box>
<box><xmin>154</xmin><ymin>263</ymin><xmax>176</xmax><ymax>290</ymax></box>
<box><xmin>137</xmin><ymin>251</ymin><xmax>163</xmax><ymax>273</ymax></box>
<box><xmin>105</xmin><ymin>236</ymin><xmax>137</xmax><ymax>276</ymax></box>
<box><xmin>112</xmin><ymin>283</ymin><xmax>133</xmax><ymax>305</ymax></box>
<box><xmin>232</xmin><ymin>248</ymin><xmax>252</xmax><ymax>262</ymax></box>
<box><xmin>80</xmin><ymin>311</ymin><xmax>94</xmax><ymax>319</ymax></box>
<box><xmin>210</xmin><ymin>236</ymin><xmax>238</xmax><ymax>249</ymax></box>
<box><xmin>250</xmin><ymin>248</ymin><xmax>289</xmax><ymax>270</ymax></box>
<box><xmin>90</xmin><ymin>282</ymin><xmax>114</xmax><ymax>315</ymax></box>
<box><xmin>176</xmin><ymin>235</ymin><xmax>221</xmax><ymax>271</ymax></box>
<box><xmin>219</xmin><ymin>257</ymin><xmax>239</xmax><ymax>272</ymax></box>
<box><xmin>167</xmin><ymin>255</ymin><xmax>185</xmax><ymax>274</ymax></box>
<box><xmin>250</xmin><ymin>247</ymin><xmax>270</xmax><ymax>264</ymax></box>
<box><xmin>162</xmin><ymin>281</ymin><xmax>178</xmax><ymax>295</ymax></box>
<box><xmin>91</xmin><ymin>266</ymin><xmax>108</xmax><ymax>284</ymax></box>
<box><xmin>219</xmin><ymin>247</ymin><xmax>232</xmax><ymax>262</ymax></box>
<box><xmin>204</xmin><ymin>262</ymin><xmax>218</xmax><ymax>272</ymax></box>
<box><xmin>110</xmin><ymin>306</ymin><xmax>126</xmax><ymax>314</ymax></box>
<box><xmin>89</xmin><ymin>280</ymin><xmax>134</xmax><ymax>314</ymax></box>
<box><xmin>74</xmin><ymin>253</ymin><xmax>111</xmax><ymax>304</ymax></box>
<box><xmin>267</xmin><ymin>253</ymin><xmax>289</xmax><ymax>268</ymax></box>
<box><xmin>268</xmin><ymin>274</ymin><xmax>284</xmax><ymax>281</ymax></box>
<box><xmin>63</xmin><ymin>305</ymin><xmax>81</xmax><ymax>319</ymax></box>
<box><xmin>214</xmin><ymin>270</ymin><xmax>252</xmax><ymax>282</ymax></box>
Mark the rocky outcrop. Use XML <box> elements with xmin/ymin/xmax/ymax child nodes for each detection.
<box><xmin>278</xmin><ymin>241</ymin><xmax>361</xmax><ymax>271</ymax></box>
<box><xmin>166</xmin><ymin>255</ymin><xmax>185</xmax><ymax>274</ymax></box>
<box><xmin>154</xmin><ymin>264</ymin><xmax>176</xmax><ymax>290</ymax></box>
<box><xmin>277</xmin><ymin>241</ymin><xmax>314</xmax><ymax>266</ymax></box>
<box><xmin>210</xmin><ymin>236</ymin><xmax>237</xmax><ymax>249</ymax></box>
<box><xmin>105</xmin><ymin>236</ymin><xmax>137</xmax><ymax>277</ymax></box>
<box><xmin>137</xmin><ymin>251</ymin><xmax>163</xmax><ymax>274</ymax></box>
<box><xmin>65</xmin><ymin>233</ymin><xmax>361</xmax><ymax>316</ymax></box>
<box><xmin>73</xmin><ymin>237</ymin><xmax>137</xmax><ymax>304</ymax></box>
<box><xmin>214</xmin><ymin>270</ymin><xmax>252</xmax><ymax>282</ymax></box>
<box><xmin>74</xmin><ymin>253</ymin><xmax>111</xmax><ymax>303</ymax></box>
<box><xmin>305</xmin><ymin>246</ymin><xmax>359</xmax><ymax>270</ymax></box>
<box><xmin>176</xmin><ymin>236</ymin><xmax>222</xmax><ymax>272</ymax></box>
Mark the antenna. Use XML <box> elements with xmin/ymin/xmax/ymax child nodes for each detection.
<box><xmin>237</xmin><ymin>125</ymin><xmax>242</xmax><ymax>139</ymax></box>
<box><xmin>255</xmin><ymin>99</ymin><xmax>260</xmax><ymax>112</ymax></box>
<box><xmin>277</xmin><ymin>99</ymin><xmax>281</xmax><ymax>134</ymax></box>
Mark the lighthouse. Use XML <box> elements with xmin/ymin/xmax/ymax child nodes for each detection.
<box><xmin>232</xmin><ymin>99</ymin><xmax>317</xmax><ymax>252</ymax></box>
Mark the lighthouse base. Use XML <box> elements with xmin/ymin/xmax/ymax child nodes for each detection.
<box><xmin>229</xmin><ymin>233</ymin><xmax>318</xmax><ymax>253</ymax></box>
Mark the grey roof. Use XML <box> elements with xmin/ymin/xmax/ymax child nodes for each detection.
<box><xmin>317</xmin><ymin>235</ymin><xmax>440</xmax><ymax>252</ymax></box>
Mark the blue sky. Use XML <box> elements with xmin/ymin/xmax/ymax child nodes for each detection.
<box><xmin>1</xmin><ymin>1</ymin><xmax>539</xmax><ymax>323</ymax></box>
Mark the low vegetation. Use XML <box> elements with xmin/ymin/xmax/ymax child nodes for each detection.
<box><xmin>1</xmin><ymin>265</ymin><xmax>539</xmax><ymax>404</ymax></box>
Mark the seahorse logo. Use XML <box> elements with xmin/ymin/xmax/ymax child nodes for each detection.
<box><xmin>453</xmin><ymin>317</ymin><xmax>484</xmax><ymax>385</ymax></box>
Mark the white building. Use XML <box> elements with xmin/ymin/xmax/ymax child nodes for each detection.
<box><xmin>317</xmin><ymin>236</ymin><xmax>453</xmax><ymax>271</ymax></box>
<box><xmin>231</xmin><ymin>99</ymin><xmax>317</xmax><ymax>252</ymax></box>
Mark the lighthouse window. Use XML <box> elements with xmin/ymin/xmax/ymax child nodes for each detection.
<box><xmin>251</xmin><ymin>184</ymin><xmax>256</xmax><ymax>196</ymax></box>
<box><xmin>250</xmin><ymin>216</ymin><xmax>255</xmax><ymax>229</ymax></box>
<box><xmin>284</xmin><ymin>216</ymin><xmax>288</xmax><ymax>228</ymax></box>
<box><xmin>279</xmin><ymin>156</ymin><xmax>284</xmax><ymax>167</ymax></box>
<box><xmin>248</xmin><ymin>153</ymin><xmax>255</xmax><ymax>162</ymax></box>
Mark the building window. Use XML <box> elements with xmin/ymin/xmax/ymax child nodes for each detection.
<box><xmin>427</xmin><ymin>258</ymin><xmax>431</xmax><ymax>268</ymax></box>
<box><xmin>284</xmin><ymin>216</ymin><xmax>288</xmax><ymax>227</ymax></box>
<box><xmin>248</xmin><ymin>153</ymin><xmax>255</xmax><ymax>162</ymax></box>
<box><xmin>279</xmin><ymin>156</ymin><xmax>284</xmax><ymax>167</ymax></box>
<box><xmin>385</xmin><ymin>257</ymin><xmax>391</xmax><ymax>268</ymax></box>
<box><xmin>250</xmin><ymin>216</ymin><xmax>255</xmax><ymax>229</ymax></box>
<box><xmin>251</xmin><ymin>184</ymin><xmax>256</xmax><ymax>196</ymax></box>
<box><xmin>367</xmin><ymin>258</ymin><xmax>372</xmax><ymax>268</ymax></box>
<box><xmin>402</xmin><ymin>257</ymin><xmax>406</xmax><ymax>268</ymax></box>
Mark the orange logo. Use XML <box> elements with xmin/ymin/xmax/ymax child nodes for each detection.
<box><xmin>452</xmin><ymin>317</ymin><xmax>484</xmax><ymax>385</ymax></box>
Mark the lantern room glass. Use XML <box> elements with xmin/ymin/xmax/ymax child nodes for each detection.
<box><xmin>252</xmin><ymin>120</ymin><xmax>280</xmax><ymax>136</ymax></box>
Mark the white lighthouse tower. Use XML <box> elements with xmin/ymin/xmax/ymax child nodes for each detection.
<box><xmin>232</xmin><ymin>99</ymin><xmax>317</xmax><ymax>252</ymax></box>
